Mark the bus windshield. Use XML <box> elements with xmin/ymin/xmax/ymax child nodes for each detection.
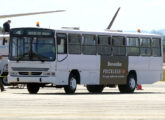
<box><xmin>10</xmin><ymin>36</ymin><xmax>55</xmax><ymax>61</ymax></box>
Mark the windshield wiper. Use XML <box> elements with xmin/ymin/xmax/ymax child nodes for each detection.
<box><xmin>31</xmin><ymin>52</ymin><xmax>50</xmax><ymax>62</ymax></box>
<box><xmin>16</xmin><ymin>52</ymin><xmax>50</xmax><ymax>62</ymax></box>
<box><xmin>16</xmin><ymin>52</ymin><xmax>30</xmax><ymax>62</ymax></box>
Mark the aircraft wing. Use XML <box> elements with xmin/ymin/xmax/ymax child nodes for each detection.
<box><xmin>0</xmin><ymin>10</ymin><xmax>65</xmax><ymax>19</ymax></box>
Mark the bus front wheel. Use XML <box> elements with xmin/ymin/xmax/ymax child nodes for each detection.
<box><xmin>27</xmin><ymin>83</ymin><xmax>40</xmax><ymax>94</ymax></box>
<box><xmin>118</xmin><ymin>74</ymin><xmax>136</xmax><ymax>93</ymax></box>
<box><xmin>86</xmin><ymin>85</ymin><xmax>104</xmax><ymax>93</ymax></box>
<box><xmin>64</xmin><ymin>75</ymin><xmax>77</xmax><ymax>94</ymax></box>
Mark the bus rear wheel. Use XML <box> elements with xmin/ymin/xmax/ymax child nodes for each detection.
<box><xmin>118</xmin><ymin>74</ymin><xmax>136</xmax><ymax>93</ymax></box>
<box><xmin>27</xmin><ymin>83</ymin><xmax>40</xmax><ymax>94</ymax></box>
<box><xmin>86</xmin><ymin>85</ymin><xmax>104</xmax><ymax>93</ymax></box>
<box><xmin>64</xmin><ymin>75</ymin><xmax>77</xmax><ymax>94</ymax></box>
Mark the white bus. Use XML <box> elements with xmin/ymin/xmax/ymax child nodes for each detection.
<box><xmin>8</xmin><ymin>27</ymin><xmax>163</xmax><ymax>94</ymax></box>
<box><xmin>0</xmin><ymin>34</ymin><xmax>9</xmax><ymax>85</ymax></box>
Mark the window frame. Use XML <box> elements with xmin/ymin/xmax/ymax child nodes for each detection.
<box><xmin>68</xmin><ymin>33</ymin><xmax>82</xmax><ymax>54</ymax></box>
<box><xmin>97</xmin><ymin>35</ymin><xmax>111</xmax><ymax>55</ymax></box>
<box><xmin>82</xmin><ymin>34</ymin><xmax>97</xmax><ymax>55</ymax></box>
<box><xmin>56</xmin><ymin>33</ymin><xmax>68</xmax><ymax>54</ymax></box>
<box><xmin>112</xmin><ymin>36</ymin><xmax>126</xmax><ymax>56</ymax></box>
<box><xmin>151</xmin><ymin>38</ymin><xmax>161</xmax><ymax>57</ymax></box>
<box><xmin>126</xmin><ymin>37</ymin><xmax>140</xmax><ymax>56</ymax></box>
<box><xmin>140</xmin><ymin>37</ymin><xmax>152</xmax><ymax>56</ymax></box>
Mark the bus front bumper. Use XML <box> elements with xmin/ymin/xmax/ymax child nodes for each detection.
<box><xmin>8</xmin><ymin>76</ymin><xmax>56</xmax><ymax>84</ymax></box>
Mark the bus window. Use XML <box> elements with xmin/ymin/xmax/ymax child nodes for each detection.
<box><xmin>126</xmin><ymin>37</ymin><xmax>139</xmax><ymax>56</ymax></box>
<box><xmin>140</xmin><ymin>38</ymin><xmax>151</xmax><ymax>56</ymax></box>
<box><xmin>68</xmin><ymin>34</ymin><xmax>81</xmax><ymax>54</ymax></box>
<box><xmin>82</xmin><ymin>34</ymin><xmax>96</xmax><ymax>55</ymax></box>
<box><xmin>152</xmin><ymin>38</ymin><xmax>161</xmax><ymax>57</ymax></box>
<box><xmin>112</xmin><ymin>36</ymin><xmax>126</xmax><ymax>56</ymax></box>
<box><xmin>98</xmin><ymin>35</ymin><xmax>111</xmax><ymax>55</ymax></box>
<box><xmin>57</xmin><ymin>33</ymin><xmax>67</xmax><ymax>54</ymax></box>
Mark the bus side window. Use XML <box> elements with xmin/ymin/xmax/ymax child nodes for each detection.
<box><xmin>68</xmin><ymin>34</ymin><xmax>81</xmax><ymax>54</ymax></box>
<box><xmin>151</xmin><ymin>38</ymin><xmax>161</xmax><ymax>57</ymax></box>
<box><xmin>57</xmin><ymin>33</ymin><xmax>67</xmax><ymax>54</ymax></box>
<box><xmin>140</xmin><ymin>38</ymin><xmax>151</xmax><ymax>56</ymax></box>
<box><xmin>112</xmin><ymin>36</ymin><xmax>126</xmax><ymax>56</ymax></box>
<box><xmin>98</xmin><ymin>35</ymin><xmax>111</xmax><ymax>55</ymax></box>
<box><xmin>82</xmin><ymin>34</ymin><xmax>97</xmax><ymax>55</ymax></box>
<box><xmin>126</xmin><ymin>37</ymin><xmax>139</xmax><ymax>56</ymax></box>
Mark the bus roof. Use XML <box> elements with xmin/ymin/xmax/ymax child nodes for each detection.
<box><xmin>10</xmin><ymin>27</ymin><xmax>162</xmax><ymax>38</ymax></box>
<box><xmin>55</xmin><ymin>29</ymin><xmax>162</xmax><ymax>38</ymax></box>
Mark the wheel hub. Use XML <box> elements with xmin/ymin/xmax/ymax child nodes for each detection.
<box><xmin>70</xmin><ymin>77</ymin><xmax>77</xmax><ymax>90</ymax></box>
<box><xmin>129</xmin><ymin>78</ymin><xmax>136</xmax><ymax>89</ymax></box>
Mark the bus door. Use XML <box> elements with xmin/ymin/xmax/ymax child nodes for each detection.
<box><xmin>55</xmin><ymin>33</ymin><xmax>68</xmax><ymax>84</ymax></box>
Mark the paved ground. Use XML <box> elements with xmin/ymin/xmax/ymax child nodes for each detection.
<box><xmin>0</xmin><ymin>82</ymin><xmax>165</xmax><ymax>120</ymax></box>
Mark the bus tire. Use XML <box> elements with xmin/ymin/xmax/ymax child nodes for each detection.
<box><xmin>86</xmin><ymin>85</ymin><xmax>104</xmax><ymax>93</ymax></box>
<box><xmin>118</xmin><ymin>74</ymin><xmax>136</xmax><ymax>93</ymax></box>
<box><xmin>2</xmin><ymin>77</ymin><xmax>9</xmax><ymax>86</ymax></box>
<box><xmin>64</xmin><ymin>74</ymin><xmax>77</xmax><ymax>94</ymax></box>
<box><xmin>27</xmin><ymin>83</ymin><xmax>40</xmax><ymax>94</ymax></box>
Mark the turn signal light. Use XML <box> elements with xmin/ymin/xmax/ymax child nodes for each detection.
<box><xmin>137</xmin><ymin>29</ymin><xmax>141</xmax><ymax>33</ymax></box>
<box><xmin>36</xmin><ymin>21</ymin><xmax>40</xmax><ymax>27</ymax></box>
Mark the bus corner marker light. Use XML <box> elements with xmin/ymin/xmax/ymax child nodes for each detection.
<box><xmin>137</xmin><ymin>29</ymin><xmax>141</xmax><ymax>33</ymax></box>
<box><xmin>36</xmin><ymin>21</ymin><xmax>40</xmax><ymax>27</ymax></box>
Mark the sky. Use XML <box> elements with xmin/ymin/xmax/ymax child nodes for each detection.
<box><xmin>0</xmin><ymin>0</ymin><xmax>165</xmax><ymax>31</ymax></box>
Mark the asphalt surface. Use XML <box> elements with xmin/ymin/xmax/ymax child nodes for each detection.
<box><xmin>0</xmin><ymin>82</ymin><xmax>165</xmax><ymax>120</ymax></box>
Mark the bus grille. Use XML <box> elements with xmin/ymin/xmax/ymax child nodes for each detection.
<box><xmin>19</xmin><ymin>72</ymin><xmax>42</xmax><ymax>76</ymax></box>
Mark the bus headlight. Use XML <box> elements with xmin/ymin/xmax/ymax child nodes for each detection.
<box><xmin>10</xmin><ymin>72</ymin><xmax>18</xmax><ymax>76</ymax></box>
<box><xmin>42</xmin><ymin>72</ymin><xmax>55</xmax><ymax>76</ymax></box>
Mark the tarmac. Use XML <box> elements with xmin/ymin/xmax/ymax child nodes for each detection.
<box><xmin>0</xmin><ymin>82</ymin><xmax>165</xmax><ymax>120</ymax></box>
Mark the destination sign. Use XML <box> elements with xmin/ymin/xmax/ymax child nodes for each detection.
<box><xmin>10</xmin><ymin>28</ymin><xmax>54</xmax><ymax>36</ymax></box>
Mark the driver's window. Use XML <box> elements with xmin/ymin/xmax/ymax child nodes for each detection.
<box><xmin>57</xmin><ymin>33</ymin><xmax>67</xmax><ymax>54</ymax></box>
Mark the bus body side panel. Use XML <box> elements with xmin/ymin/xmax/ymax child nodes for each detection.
<box><xmin>67</xmin><ymin>54</ymin><xmax>100</xmax><ymax>85</ymax></box>
<box><xmin>129</xmin><ymin>56</ymin><xmax>162</xmax><ymax>84</ymax></box>
<box><xmin>55</xmin><ymin>54</ymin><xmax>69</xmax><ymax>85</ymax></box>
